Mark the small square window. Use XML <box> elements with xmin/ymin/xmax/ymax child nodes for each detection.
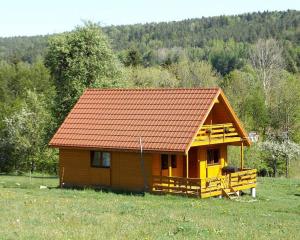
<box><xmin>161</xmin><ymin>154</ymin><xmax>168</xmax><ymax>170</ymax></box>
<box><xmin>91</xmin><ymin>151</ymin><xmax>111</xmax><ymax>168</ymax></box>
<box><xmin>171</xmin><ymin>155</ymin><xmax>177</xmax><ymax>168</ymax></box>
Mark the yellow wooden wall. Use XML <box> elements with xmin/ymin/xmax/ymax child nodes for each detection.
<box><xmin>59</xmin><ymin>149</ymin><xmax>152</xmax><ymax>192</ymax></box>
<box><xmin>59</xmin><ymin>149</ymin><xmax>110</xmax><ymax>186</ymax></box>
<box><xmin>173</xmin><ymin>155</ymin><xmax>184</xmax><ymax>177</ymax></box>
<box><xmin>111</xmin><ymin>151</ymin><xmax>152</xmax><ymax>191</ymax></box>
<box><xmin>59</xmin><ymin>146</ymin><xmax>228</xmax><ymax>191</ymax></box>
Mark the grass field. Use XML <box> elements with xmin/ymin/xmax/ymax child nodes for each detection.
<box><xmin>0</xmin><ymin>175</ymin><xmax>299</xmax><ymax>240</ymax></box>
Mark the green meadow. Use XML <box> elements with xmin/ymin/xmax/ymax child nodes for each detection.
<box><xmin>0</xmin><ymin>175</ymin><xmax>299</xmax><ymax>240</ymax></box>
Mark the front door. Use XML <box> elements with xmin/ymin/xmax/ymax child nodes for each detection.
<box><xmin>206</xmin><ymin>148</ymin><xmax>221</xmax><ymax>178</ymax></box>
<box><xmin>188</xmin><ymin>147</ymin><xmax>198</xmax><ymax>178</ymax></box>
<box><xmin>160</xmin><ymin>154</ymin><xmax>169</xmax><ymax>176</ymax></box>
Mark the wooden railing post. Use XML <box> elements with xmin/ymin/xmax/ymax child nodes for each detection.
<box><xmin>240</xmin><ymin>142</ymin><xmax>244</xmax><ymax>170</ymax></box>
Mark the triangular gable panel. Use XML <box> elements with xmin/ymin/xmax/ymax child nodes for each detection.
<box><xmin>186</xmin><ymin>90</ymin><xmax>250</xmax><ymax>152</ymax></box>
<box><xmin>218</xmin><ymin>90</ymin><xmax>250</xmax><ymax>146</ymax></box>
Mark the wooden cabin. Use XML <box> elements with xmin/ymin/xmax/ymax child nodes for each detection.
<box><xmin>49</xmin><ymin>88</ymin><xmax>257</xmax><ymax>198</ymax></box>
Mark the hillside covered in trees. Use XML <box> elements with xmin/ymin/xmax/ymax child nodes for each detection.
<box><xmin>0</xmin><ymin>10</ymin><xmax>300</xmax><ymax>177</ymax></box>
<box><xmin>1</xmin><ymin>10</ymin><xmax>300</xmax><ymax>67</ymax></box>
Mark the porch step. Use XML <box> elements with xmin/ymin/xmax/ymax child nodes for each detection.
<box><xmin>222</xmin><ymin>188</ymin><xmax>239</xmax><ymax>199</ymax></box>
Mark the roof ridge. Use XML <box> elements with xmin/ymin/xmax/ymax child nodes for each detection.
<box><xmin>85</xmin><ymin>87</ymin><xmax>221</xmax><ymax>91</ymax></box>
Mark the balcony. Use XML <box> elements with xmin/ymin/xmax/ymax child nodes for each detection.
<box><xmin>191</xmin><ymin>123</ymin><xmax>241</xmax><ymax>146</ymax></box>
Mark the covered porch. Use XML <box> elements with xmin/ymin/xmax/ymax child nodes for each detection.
<box><xmin>152</xmin><ymin>169</ymin><xmax>257</xmax><ymax>198</ymax></box>
<box><xmin>151</xmin><ymin>123</ymin><xmax>257</xmax><ymax>198</ymax></box>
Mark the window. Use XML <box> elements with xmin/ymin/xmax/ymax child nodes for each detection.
<box><xmin>171</xmin><ymin>155</ymin><xmax>177</xmax><ymax>168</ymax></box>
<box><xmin>161</xmin><ymin>154</ymin><xmax>177</xmax><ymax>169</ymax></box>
<box><xmin>161</xmin><ymin>154</ymin><xmax>168</xmax><ymax>170</ymax></box>
<box><xmin>207</xmin><ymin>149</ymin><xmax>220</xmax><ymax>165</ymax></box>
<box><xmin>90</xmin><ymin>151</ymin><xmax>111</xmax><ymax>168</ymax></box>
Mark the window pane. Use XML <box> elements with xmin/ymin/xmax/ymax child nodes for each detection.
<box><xmin>91</xmin><ymin>151</ymin><xmax>101</xmax><ymax>167</ymax></box>
<box><xmin>214</xmin><ymin>150</ymin><xmax>219</xmax><ymax>164</ymax></box>
<box><xmin>171</xmin><ymin>155</ymin><xmax>177</xmax><ymax>168</ymax></box>
<box><xmin>207</xmin><ymin>149</ymin><xmax>220</xmax><ymax>165</ymax></box>
<box><xmin>161</xmin><ymin>154</ymin><xmax>168</xmax><ymax>170</ymax></box>
<box><xmin>102</xmin><ymin>152</ymin><xmax>111</xmax><ymax>167</ymax></box>
<box><xmin>207</xmin><ymin>150</ymin><xmax>212</xmax><ymax>164</ymax></box>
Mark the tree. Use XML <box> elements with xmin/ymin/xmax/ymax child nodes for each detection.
<box><xmin>267</xmin><ymin>71</ymin><xmax>300</xmax><ymax>141</ymax></box>
<box><xmin>224</xmin><ymin>66</ymin><xmax>269</xmax><ymax>133</ymax></box>
<box><xmin>206</xmin><ymin>39</ymin><xmax>247</xmax><ymax>76</ymax></box>
<box><xmin>170</xmin><ymin>59</ymin><xmax>219</xmax><ymax>87</ymax></box>
<box><xmin>123</xmin><ymin>47</ymin><xmax>142</xmax><ymax>67</ymax></box>
<box><xmin>259</xmin><ymin>139</ymin><xmax>300</xmax><ymax>177</ymax></box>
<box><xmin>250</xmin><ymin>39</ymin><xmax>284</xmax><ymax>104</ymax></box>
<box><xmin>1</xmin><ymin>91</ymin><xmax>54</xmax><ymax>173</ymax></box>
<box><xmin>127</xmin><ymin>66</ymin><xmax>178</xmax><ymax>88</ymax></box>
<box><xmin>45</xmin><ymin>22</ymin><xmax>126</xmax><ymax>124</ymax></box>
<box><xmin>0</xmin><ymin>58</ymin><xmax>55</xmax><ymax>101</ymax></box>
<box><xmin>0</xmin><ymin>59</ymin><xmax>55</xmax><ymax>173</ymax></box>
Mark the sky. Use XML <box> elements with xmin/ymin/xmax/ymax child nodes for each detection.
<box><xmin>0</xmin><ymin>0</ymin><xmax>299</xmax><ymax>37</ymax></box>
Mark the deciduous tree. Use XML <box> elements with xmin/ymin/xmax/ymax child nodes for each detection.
<box><xmin>45</xmin><ymin>22</ymin><xmax>126</xmax><ymax>124</ymax></box>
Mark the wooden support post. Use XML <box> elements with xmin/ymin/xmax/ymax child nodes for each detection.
<box><xmin>185</xmin><ymin>152</ymin><xmax>189</xmax><ymax>195</ymax></box>
<box><xmin>186</xmin><ymin>152</ymin><xmax>189</xmax><ymax>178</ymax></box>
<box><xmin>168</xmin><ymin>155</ymin><xmax>172</xmax><ymax>192</ymax></box>
<box><xmin>160</xmin><ymin>165</ymin><xmax>162</xmax><ymax>187</ymax></box>
<box><xmin>168</xmin><ymin>155</ymin><xmax>172</xmax><ymax>177</ymax></box>
<box><xmin>240</xmin><ymin>142</ymin><xmax>244</xmax><ymax>170</ymax></box>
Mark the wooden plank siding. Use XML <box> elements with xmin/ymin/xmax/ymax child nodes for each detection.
<box><xmin>59</xmin><ymin>149</ymin><xmax>152</xmax><ymax>192</ymax></box>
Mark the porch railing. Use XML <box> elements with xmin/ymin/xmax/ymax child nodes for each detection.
<box><xmin>152</xmin><ymin>169</ymin><xmax>257</xmax><ymax>198</ymax></box>
<box><xmin>152</xmin><ymin>175</ymin><xmax>202</xmax><ymax>197</ymax></box>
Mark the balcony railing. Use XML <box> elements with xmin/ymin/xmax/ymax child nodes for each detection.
<box><xmin>152</xmin><ymin>169</ymin><xmax>257</xmax><ymax>198</ymax></box>
<box><xmin>191</xmin><ymin>123</ymin><xmax>241</xmax><ymax>146</ymax></box>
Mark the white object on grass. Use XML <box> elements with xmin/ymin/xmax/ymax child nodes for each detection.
<box><xmin>251</xmin><ymin>188</ymin><xmax>256</xmax><ymax>198</ymax></box>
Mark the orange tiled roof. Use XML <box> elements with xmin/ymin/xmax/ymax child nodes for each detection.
<box><xmin>49</xmin><ymin>88</ymin><xmax>220</xmax><ymax>153</ymax></box>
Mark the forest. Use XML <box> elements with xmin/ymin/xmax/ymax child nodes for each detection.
<box><xmin>0</xmin><ymin>10</ymin><xmax>299</xmax><ymax>177</ymax></box>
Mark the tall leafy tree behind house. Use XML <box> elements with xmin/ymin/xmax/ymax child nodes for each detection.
<box><xmin>45</xmin><ymin>22</ymin><xmax>127</xmax><ymax>125</ymax></box>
